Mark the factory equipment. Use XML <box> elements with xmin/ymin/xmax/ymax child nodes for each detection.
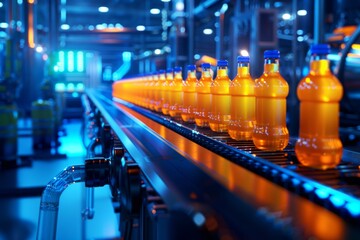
<box><xmin>37</xmin><ymin>83</ymin><xmax>360</xmax><ymax>239</ymax></box>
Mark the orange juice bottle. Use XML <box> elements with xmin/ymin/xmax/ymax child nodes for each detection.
<box><xmin>148</xmin><ymin>73</ymin><xmax>155</xmax><ymax>110</ymax></box>
<box><xmin>209</xmin><ymin>60</ymin><xmax>231</xmax><ymax>132</ymax></box>
<box><xmin>253</xmin><ymin>50</ymin><xmax>289</xmax><ymax>150</ymax></box>
<box><xmin>181</xmin><ymin>65</ymin><xmax>197</xmax><ymax>123</ymax></box>
<box><xmin>228</xmin><ymin>56</ymin><xmax>255</xmax><ymax>140</ymax></box>
<box><xmin>195</xmin><ymin>63</ymin><xmax>212</xmax><ymax>127</ymax></box>
<box><xmin>295</xmin><ymin>44</ymin><xmax>343</xmax><ymax>169</ymax></box>
<box><xmin>162</xmin><ymin>68</ymin><xmax>172</xmax><ymax>115</ymax></box>
<box><xmin>154</xmin><ymin>71</ymin><xmax>164</xmax><ymax>112</ymax></box>
<box><xmin>169</xmin><ymin>67</ymin><xmax>183</xmax><ymax>119</ymax></box>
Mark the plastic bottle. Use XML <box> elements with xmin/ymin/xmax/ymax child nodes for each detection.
<box><xmin>228</xmin><ymin>56</ymin><xmax>255</xmax><ymax>140</ymax></box>
<box><xmin>169</xmin><ymin>67</ymin><xmax>183</xmax><ymax>119</ymax></box>
<box><xmin>181</xmin><ymin>65</ymin><xmax>197</xmax><ymax>123</ymax></box>
<box><xmin>148</xmin><ymin>73</ymin><xmax>156</xmax><ymax>111</ymax></box>
<box><xmin>154</xmin><ymin>71</ymin><xmax>164</xmax><ymax>113</ymax></box>
<box><xmin>161</xmin><ymin>68</ymin><xmax>172</xmax><ymax>115</ymax></box>
<box><xmin>295</xmin><ymin>44</ymin><xmax>343</xmax><ymax>169</ymax></box>
<box><xmin>253</xmin><ymin>50</ymin><xmax>289</xmax><ymax>150</ymax></box>
<box><xmin>195</xmin><ymin>63</ymin><xmax>212</xmax><ymax>127</ymax></box>
<box><xmin>209</xmin><ymin>60</ymin><xmax>231</xmax><ymax>132</ymax></box>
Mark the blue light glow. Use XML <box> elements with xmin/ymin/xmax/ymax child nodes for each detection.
<box><xmin>58</xmin><ymin>51</ymin><xmax>65</xmax><ymax>72</ymax></box>
<box><xmin>67</xmin><ymin>51</ymin><xmax>74</xmax><ymax>72</ymax></box>
<box><xmin>315</xmin><ymin>189</ymin><xmax>329</xmax><ymax>199</ymax></box>
<box><xmin>302</xmin><ymin>183</ymin><xmax>314</xmax><ymax>192</ymax></box>
<box><xmin>345</xmin><ymin>202</ymin><xmax>360</xmax><ymax>217</ymax></box>
<box><xmin>329</xmin><ymin>195</ymin><xmax>345</xmax><ymax>208</ymax></box>
<box><xmin>76</xmin><ymin>51</ymin><xmax>84</xmax><ymax>72</ymax></box>
<box><xmin>55</xmin><ymin>83</ymin><xmax>66</xmax><ymax>92</ymax></box>
<box><xmin>193</xmin><ymin>212</ymin><xmax>206</xmax><ymax>226</ymax></box>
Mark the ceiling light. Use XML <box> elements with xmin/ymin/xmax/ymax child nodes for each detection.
<box><xmin>35</xmin><ymin>45</ymin><xmax>43</xmax><ymax>53</ymax></box>
<box><xmin>150</xmin><ymin>8</ymin><xmax>160</xmax><ymax>15</ymax></box>
<box><xmin>96</xmin><ymin>24</ymin><xmax>105</xmax><ymax>30</ymax></box>
<box><xmin>297</xmin><ymin>10</ymin><xmax>307</xmax><ymax>16</ymax></box>
<box><xmin>154</xmin><ymin>49</ymin><xmax>161</xmax><ymax>55</ymax></box>
<box><xmin>161</xmin><ymin>0</ymin><xmax>171</xmax><ymax>2</ymax></box>
<box><xmin>98</xmin><ymin>6</ymin><xmax>109</xmax><ymax>13</ymax></box>
<box><xmin>0</xmin><ymin>22</ymin><xmax>9</xmax><ymax>28</ymax></box>
<box><xmin>60</xmin><ymin>24</ymin><xmax>70</xmax><ymax>30</ymax></box>
<box><xmin>0</xmin><ymin>2</ymin><xmax>3</xmax><ymax>7</ymax></box>
<box><xmin>136</xmin><ymin>25</ymin><xmax>145</xmax><ymax>31</ymax></box>
<box><xmin>240</xmin><ymin>49</ymin><xmax>249</xmax><ymax>56</ymax></box>
<box><xmin>297</xmin><ymin>29</ymin><xmax>304</xmax><ymax>35</ymax></box>
<box><xmin>115</xmin><ymin>23</ymin><xmax>123</xmax><ymax>29</ymax></box>
<box><xmin>282</xmin><ymin>13</ymin><xmax>291</xmax><ymax>20</ymax></box>
<box><xmin>88</xmin><ymin>25</ymin><xmax>95</xmax><ymax>31</ymax></box>
<box><xmin>175</xmin><ymin>1</ymin><xmax>184</xmax><ymax>11</ymax></box>
<box><xmin>203</xmin><ymin>28</ymin><xmax>213</xmax><ymax>35</ymax></box>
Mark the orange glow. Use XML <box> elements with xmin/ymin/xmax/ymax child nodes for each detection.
<box><xmin>28</xmin><ymin>0</ymin><xmax>35</xmax><ymax>3</ymax></box>
<box><xmin>28</xmin><ymin>3</ymin><xmax>35</xmax><ymax>48</ymax></box>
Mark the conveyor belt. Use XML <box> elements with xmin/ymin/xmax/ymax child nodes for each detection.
<box><xmin>87</xmin><ymin>89</ymin><xmax>360</xmax><ymax>239</ymax></box>
<box><xmin>110</xmin><ymin>94</ymin><xmax>360</xmax><ymax>224</ymax></box>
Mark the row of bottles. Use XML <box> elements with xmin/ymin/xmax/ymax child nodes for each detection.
<box><xmin>112</xmin><ymin>44</ymin><xmax>343</xmax><ymax>170</ymax></box>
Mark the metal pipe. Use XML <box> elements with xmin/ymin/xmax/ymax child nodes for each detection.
<box><xmin>36</xmin><ymin>165</ymin><xmax>86</xmax><ymax>240</ymax></box>
<box><xmin>314</xmin><ymin>0</ymin><xmax>325</xmax><ymax>44</ymax></box>
<box><xmin>36</xmin><ymin>158</ymin><xmax>110</xmax><ymax>240</ymax></box>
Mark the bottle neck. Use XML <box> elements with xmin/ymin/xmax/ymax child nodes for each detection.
<box><xmin>187</xmin><ymin>70</ymin><xmax>196</xmax><ymax>79</ymax></box>
<box><xmin>159</xmin><ymin>74</ymin><xmax>166</xmax><ymax>81</ymax></box>
<box><xmin>264</xmin><ymin>58</ymin><xmax>279</xmax><ymax>73</ymax></box>
<box><xmin>174</xmin><ymin>72</ymin><xmax>182</xmax><ymax>81</ymax></box>
<box><xmin>310</xmin><ymin>55</ymin><xmax>330</xmax><ymax>75</ymax></box>
<box><xmin>201</xmin><ymin>68</ymin><xmax>212</xmax><ymax>79</ymax></box>
<box><xmin>166</xmin><ymin>73</ymin><xmax>173</xmax><ymax>81</ymax></box>
<box><xmin>217</xmin><ymin>66</ymin><xmax>228</xmax><ymax>78</ymax></box>
<box><xmin>237</xmin><ymin>62</ymin><xmax>250</xmax><ymax>76</ymax></box>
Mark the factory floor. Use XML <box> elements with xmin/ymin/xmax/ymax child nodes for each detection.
<box><xmin>0</xmin><ymin>118</ymin><xmax>120</xmax><ymax>240</ymax></box>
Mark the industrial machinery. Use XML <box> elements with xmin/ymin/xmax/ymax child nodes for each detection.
<box><xmin>37</xmin><ymin>85</ymin><xmax>360</xmax><ymax>239</ymax></box>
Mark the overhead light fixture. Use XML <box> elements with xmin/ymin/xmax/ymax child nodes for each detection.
<box><xmin>154</xmin><ymin>49</ymin><xmax>161</xmax><ymax>55</ymax></box>
<box><xmin>240</xmin><ymin>49</ymin><xmax>249</xmax><ymax>56</ymax></box>
<box><xmin>98</xmin><ymin>6</ymin><xmax>109</xmax><ymax>13</ymax></box>
<box><xmin>136</xmin><ymin>25</ymin><xmax>146</xmax><ymax>31</ymax></box>
<box><xmin>0</xmin><ymin>2</ymin><xmax>3</xmax><ymax>7</ymax></box>
<box><xmin>35</xmin><ymin>45</ymin><xmax>44</xmax><ymax>53</ymax></box>
<box><xmin>175</xmin><ymin>1</ymin><xmax>184</xmax><ymax>11</ymax></box>
<box><xmin>282</xmin><ymin>13</ymin><xmax>291</xmax><ymax>20</ymax></box>
<box><xmin>203</xmin><ymin>28</ymin><xmax>213</xmax><ymax>35</ymax></box>
<box><xmin>150</xmin><ymin>8</ymin><xmax>160</xmax><ymax>15</ymax></box>
<box><xmin>60</xmin><ymin>24</ymin><xmax>70</xmax><ymax>30</ymax></box>
<box><xmin>96</xmin><ymin>24</ymin><xmax>105</xmax><ymax>30</ymax></box>
<box><xmin>0</xmin><ymin>22</ymin><xmax>9</xmax><ymax>28</ymax></box>
<box><xmin>161</xmin><ymin>0</ymin><xmax>171</xmax><ymax>2</ymax></box>
<box><xmin>297</xmin><ymin>10</ymin><xmax>307</xmax><ymax>16</ymax></box>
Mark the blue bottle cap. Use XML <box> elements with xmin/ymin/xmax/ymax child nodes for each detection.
<box><xmin>202</xmin><ymin>63</ymin><xmax>211</xmax><ymax>68</ymax></box>
<box><xmin>166</xmin><ymin>68</ymin><xmax>173</xmax><ymax>73</ymax></box>
<box><xmin>187</xmin><ymin>65</ymin><xmax>196</xmax><ymax>71</ymax></box>
<box><xmin>217</xmin><ymin>60</ymin><xmax>228</xmax><ymax>66</ymax></box>
<box><xmin>264</xmin><ymin>50</ymin><xmax>280</xmax><ymax>59</ymax></box>
<box><xmin>237</xmin><ymin>56</ymin><xmax>250</xmax><ymax>63</ymax></box>
<box><xmin>174</xmin><ymin>66</ymin><xmax>182</xmax><ymax>72</ymax></box>
<box><xmin>311</xmin><ymin>44</ymin><xmax>330</xmax><ymax>55</ymax></box>
<box><xmin>158</xmin><ymin>70</ymin><xmax>165</xmax><ymax>74</ymax></box>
